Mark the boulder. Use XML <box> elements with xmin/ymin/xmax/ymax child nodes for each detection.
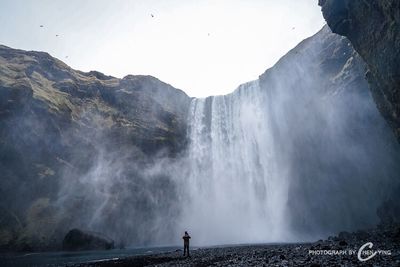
<box><xmin>62</xmin><ymin>229</ymin><xmax>114</xmax><ymax>251</ymax></box>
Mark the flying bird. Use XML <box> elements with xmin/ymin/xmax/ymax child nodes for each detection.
<box><xmin>56</xmin><ymin>34</ymin><xmax>59</xmax><ymax>37</ymax></box>
<box><xmin>151</xmin><ymin>14</ymin><xmax>154</xmax><ymax>18</ymax></box>
<box><xmin>40</xmin><ymin>25</ymin><xmax>44</xmax><ymax>28</ymax></box>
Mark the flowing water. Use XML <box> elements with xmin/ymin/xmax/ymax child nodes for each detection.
<box><xmin>0</xmin><ymin>247</ymin><xmax>179</xmax><ymax>267</ymax></box>
<box><xmin>180</xmin><ymin>81</ymin><xmax>291</xmax><ymax>244</ymax></box>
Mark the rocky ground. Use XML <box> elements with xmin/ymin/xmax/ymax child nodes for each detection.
<box><xmin>73</xmin><ymin>224</ymin><xmax>400</xmax><ymax>267</ymax></box>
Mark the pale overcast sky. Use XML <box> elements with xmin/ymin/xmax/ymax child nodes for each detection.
<box><xmin>0</xmin><ymin>0</ymin><xmax>325</xmax><ymax>97</ymax></box>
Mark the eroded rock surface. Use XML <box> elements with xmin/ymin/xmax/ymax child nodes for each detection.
<box><xmin>319</xmin><ymin>0</ymin><xmax>400</xmax><ymax>140</ymax></box>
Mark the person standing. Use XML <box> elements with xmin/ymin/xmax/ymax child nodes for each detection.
<box><xmin>182</xmin><ymin>231</ymin><xmax>191</xmax><ymax>257</ymax></box>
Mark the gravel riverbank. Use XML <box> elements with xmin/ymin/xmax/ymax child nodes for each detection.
<box><xmin>76</xmin><ymin>224</ymin><xmax>400</xmax><ymax>267</ymax></box>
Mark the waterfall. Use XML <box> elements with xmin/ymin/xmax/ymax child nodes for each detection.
<box><xmin>175</xmin><ymin>41</ymin><xmax>400</xmax><ymax>245</ymax></box>
<box><xmin>180</xmin><ymin>81</ymin><xmax>291</xmax><ymax>245</ymax></box>
<box><xmin>171</xmin><ymin>27</ymin><xmax>400</xmax><ymax>246</ymax></box>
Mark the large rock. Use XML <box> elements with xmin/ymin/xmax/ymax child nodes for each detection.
<box><xmin>62</xmin><ymin>229</ymin><xmax>114</xmax><ymax>251</ymax></box>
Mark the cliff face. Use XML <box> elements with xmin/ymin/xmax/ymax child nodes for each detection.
<box><xmin>319</xmin><ymin>0</ymin><xmax>400</xmax><ymax>228</ymax></box>
<box><xmin>0</xmin><ymin>45</ymin><xmax>191</xmax><ymax>250</ymax></box>
<box><xmin>319</xmin><ymin>0</ymin><xmax>400</xmax><ymax>140</ymax></box>
<box><xmin>0</xmin><ymin>45</ymin><xmax>190</xmax><ymax>155</ymax></box>
<box><xmin>258</xmin><ymin>25</ymin><xmax>400</xmax><ymax>238</ymax></box>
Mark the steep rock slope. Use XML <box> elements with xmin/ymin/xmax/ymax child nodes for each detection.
<box><xmin>319</xmin><ymin>0</ymin><xmax>400</xmax><ymax>140</ymax></box>
<box><xmin>0</xmin><ymin>45</ymin><xmax>191</xmax><ymax>250</ymax></box>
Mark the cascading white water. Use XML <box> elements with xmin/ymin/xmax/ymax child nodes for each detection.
<box><xmin>180</xmin><ymin>80</ymin><xmax>291</xmax><ymax>245</ymax></box>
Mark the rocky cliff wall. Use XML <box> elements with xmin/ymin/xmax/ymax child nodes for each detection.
<box><xmin>319</xmin><ymin>0</ymin><xmax>400</xmax><ymax>140</ymax></box>
<box><xmin>0</xmin><ymin>45</ymin><xmax>191</xmax><ymax>250</ymax></box>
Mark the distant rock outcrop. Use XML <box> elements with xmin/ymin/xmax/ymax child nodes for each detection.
<box><xmin>62</xmin><ymin>229</ymin><xmax>114</xmax><ymax>251</ymax></box>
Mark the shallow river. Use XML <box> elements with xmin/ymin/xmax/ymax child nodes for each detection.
<box><xmin>0</xmin><ymin>246</ymin><xmax>180</xmax><ymax>267</ymax></box>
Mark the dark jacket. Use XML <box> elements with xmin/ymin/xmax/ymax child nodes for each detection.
<box><xmin>182</xmin><ymin>234</ymin><xmax>191</xmax><ymax>245</ymax></box>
